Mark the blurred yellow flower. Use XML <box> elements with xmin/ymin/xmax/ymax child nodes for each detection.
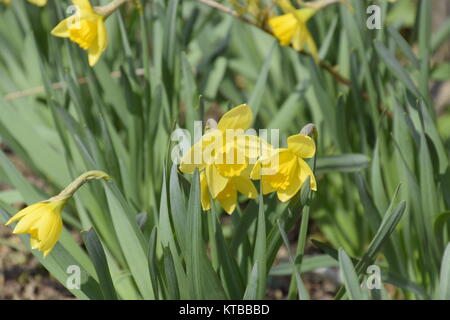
<box><xmin>27</xmin><ymin>0</ymin><xmax>47</xmax><ymax>6</ymax></box>
<box><xmin>51</xmin><ymin>0</ymin><xmax>107</xmax><ymax>66</ymax></box>
<box><xmin>5</xmin><ymin>170</ymin><xmax>110</xmax><ymax>257</ymax></box>
<box><xmin>0</xmin><ymin>0</ymin><xmax>11</xmax><ymax>6</ymax></box>
<box><xmin>251</xmin><ymin>133</ymin><xmax>317</xmax><ymax>202</ymax></box>
<box><xmin>180</xmin><ymin>104</ymin><xmax>266</xmax><ymax>214</ymax></box>
<box><xmin>268</xmin><ymin>0</ymin><xmax>318</xmax><ymax>61</ymax></box>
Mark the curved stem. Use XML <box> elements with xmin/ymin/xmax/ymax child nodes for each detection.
<box><xmin>49</xmin><ymin>170</ymin><xmax>110</xmax><ymax>201</ymax></box>
<box><xmin>94</xmin><ymin>0</ymin><xmax>130</xmax><ymax>18</ymax></box>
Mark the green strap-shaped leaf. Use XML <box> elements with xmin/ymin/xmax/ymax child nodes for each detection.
<box><xmin>339</xmin><ymin>248</ymin><xmax>366</xmax><ymax>300</ymax></box>
<box><xmin>81</xmin><ymin>228</ymin><xmax>118</xmax><ymax>300</ymax></box>
<box><xmin>439</xmin><ymin>243</ymin><xmax>450</xmax><ymax>300</ymax></box>
<box><xmin>186</xmin><ymin>169</ymin><xmax>226</xmax><ymax>299</ymax></box>
<box><xmin>104</xmin><ymin>182</ymin><xmax>155</xmax><ymax>299</ymax></box>
<box><xmin>316</xmin><ymin>154</ymin><xmax>370</xmax><ymax>173</ymax></box>
<box><xmin>374</xmin><ymin>41</ymin><xmax>420</xmax><ymax>97</ymax></box>
<box><xmin>253</xmin><ymin>189</ymin><xmax>267</xmax><ymax>299</ymax></box>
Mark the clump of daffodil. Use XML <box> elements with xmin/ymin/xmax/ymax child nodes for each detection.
<box><xmin>251</xmin><ymin>131</ymin><xmax>317</xmax><ymax>202</ymax></box>
<box><xmin>180</xmin><ymin>104</ymin><xmax>269</xmax><ymax>214</ymax></box>
<box><xmin>51</xmin><ymin>0</ymin><xmax>128</xmax><ymax>66</ymax></box>
<box><xmin>5</xmin><ymin>170</ymin><xmax>110</xmax><ymax>257</ymax></box>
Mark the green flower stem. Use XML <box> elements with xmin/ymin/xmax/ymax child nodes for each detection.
<box><xmin>287</xmin><ymin>148</ymin><xmax>317</xmax><ymax>300</ymax></box>
<box><xmin>49</xmin><ymin>170</ymin><xmax>110</xmax><ymax>202</ymax></box>
<box><xmin>94</xmin><ymin>0</ymin><xmax>130</xmax><ymax>18</ymax></box>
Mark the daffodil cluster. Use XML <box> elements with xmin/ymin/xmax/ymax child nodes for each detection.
<box><xmin>179</xmin><ymin>104</ymin><xmax>316</xmax><ymax>214</ymax></box>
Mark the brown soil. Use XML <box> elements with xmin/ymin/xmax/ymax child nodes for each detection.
<box><xmin>0</xmin><ymin>224</ymin><xmax>74</xmax><ymax>300</ymax></box>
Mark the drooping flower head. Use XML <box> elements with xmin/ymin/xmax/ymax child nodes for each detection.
<box><xmin>51</xmin><ymin>0</ymin><xmax>108</xmax><ymax>66</ymax></box>
<box><xmin>6</xmin><ymin>200</ymin><xmax>67</xmax><ymax>257</ymax></box>
<box><xmin>251</xmin><ymin>133</ymin><xmax>316</xmax><ymax>202</ymax></box>
<box><xmin>5</xmin><ymin>170</ymin><xmax>110</xmax><ymax>257</ymax></box>
<box><xmin>179</xmin><ymin>105</ymin><xmax>268</xmax><ymax>214</ymax></box>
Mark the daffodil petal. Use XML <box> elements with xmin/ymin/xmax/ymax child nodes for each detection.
<box><xmin>200</xmin><ymin>171</ymin><xmax>211</xmax><ymax>211</ymax></box>
<box><xmin>88</xmin><ymin>41</ymin><xmax>102</xmax><ymax>66</ymax></box>
<box><xmin>277</xmin><ymin>164</ymin><xmax>301</xmax><ymax>202</ymax></box>
<box><xmin>287</xmin><ymin>134</ymin><xmax>316</xmax><ymax>158</ymax></box>
<box><xmin>206</xmin><ymin>164</ymin><xmax>228</xmax><ymax>198</ymax></box>
<box><xmin>268</xmin><ymin>13</ymin><xmax>297</xmax><ymax>46</ymax></box>
<box><xmin>180</xmin><ymin>145</ymin><xmax>204</xmax><ymax>174</ymax></box>
<box><xmin>250</xmin><ymin>160</ymin><xmax>262</xmax><ymax>180</ymax></box>
<box><xmin>97</xmin><ymin>18</ymin><xmax>108</xmax><ymax>52</ymax></box>
<box><xmin>12</xmin><ymin>207</ymin><xmax>46</xmax><ymax>234</ymax></box>
<box><xmin>5</xmin><ymin>203</ymin><xmax>45</xmax><ymax>226</ymax></box>
<box><xmin>298</xmin><ymin>158</ymin><xmax>317</xmax><ymax>191</ymax></box>
<box><xmin>233</xmin><ymin>177</ymin><xmax>258</xmax><ymax>199</ymax></box>
<box><xmin>217</xmin><ymin>104</ymin><xmax>252</xmax><ymax>131</ymax></box>
<box><xmin>236</xmin><ymin>134</ymin><xmax>274</xmax><ymax>162</ymax></box>
<box><xmin>262</xmin><ymin>179</ymin><xmax>276</xmax><ymax>195</ymax></box>
<box><xmin>217</xmin><ymin>189</ymin><xmax>237</xmax><ymax>214</ymax></box>
<box><xmin>179</xmin><ymin>129</ymin><xmax>221</xmax><ymax>173</ymax></box>
<box><xmin>38</xmin><ymin>212</ymin><xmax>63</xmax><ymax>252</ymax></box>
<box><xmin>51</xmin><ymin>18</ymin><xmax>71</xmax><ymax>38</ymax></box>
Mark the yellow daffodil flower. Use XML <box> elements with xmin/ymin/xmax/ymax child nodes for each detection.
<box><xmin>51</xmin><ymin>0</ymin><xmax>108</xmax><ymax>66</ymax></box>
<box><xmin>6</xmin><ymin>200</ymin><xmax>67</xmax><ymax>257</ymax></box>
<box><xmin>5</xmin><ymin>170</ymin><xmax>110</xmax><ymax>257</ymax></box>
<box><xmin>268</xmin><ymin>0</ymin><xmax>318</xmax><ymax>61</ymax></box>
<box><xmin>251</xmin><ymin>133</ymin><xmax>317</xmax><ymax>202</ymax></box>
<box><xmin>180</xmin><ymin>104</ymin><xmax>267</xmax><ymax>214</ymax></box>
<box><xmin>27</xmin><ymin>0</ymin><xmax>47</xmax><ymax>6</ymax></box>
<box><xmin>0</xmin><ymin>0</ymin><xmax>11</xmax><ymax>6</ymax></box>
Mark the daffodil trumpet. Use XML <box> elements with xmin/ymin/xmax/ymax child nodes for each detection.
<box><xmin>5</xmin><ymin>170</ymin><xmax>110</xmax><ymax>257</ymax></box>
